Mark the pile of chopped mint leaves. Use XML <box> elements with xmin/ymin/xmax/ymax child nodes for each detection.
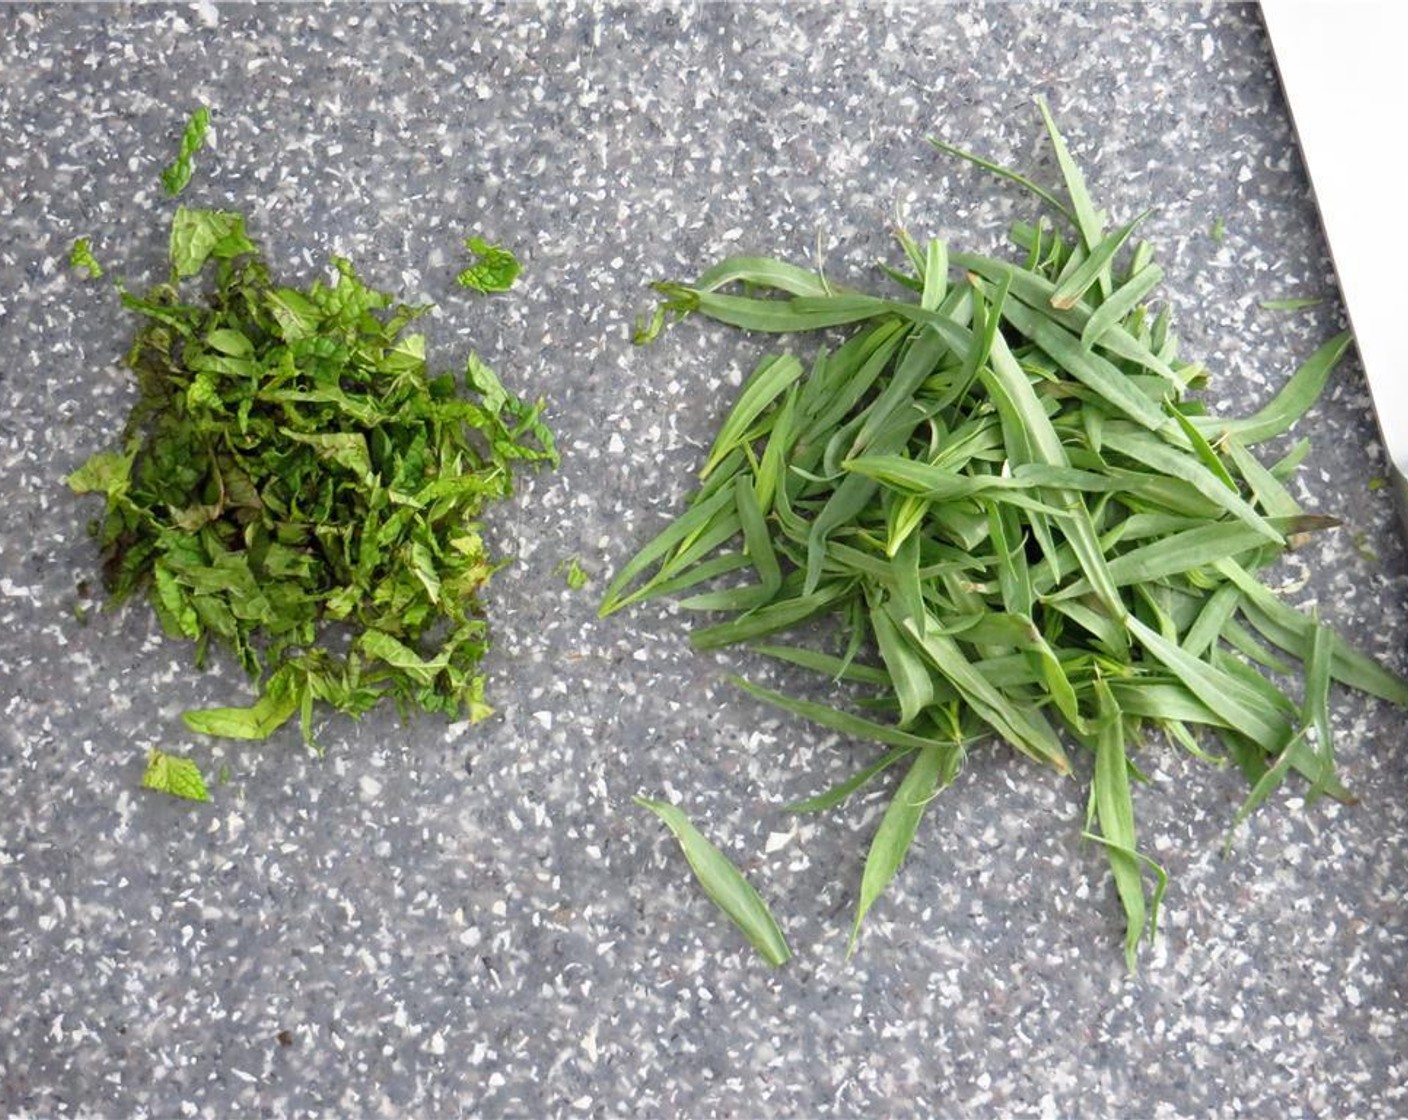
<box><xmin>69</xmin><ymin>112</ymin><xmax>553</xmax><ymax>799</ymax></box>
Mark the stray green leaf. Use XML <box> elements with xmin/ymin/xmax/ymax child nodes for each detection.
<box><xmin>558</xmin><ymin>557</ymin><xmax>590</xmax><ymax>590</ymax></box>
<box><xmin>70</xmin><ymin>237</ymin><xmax>103</xmax><ymax>279</ymax></box>
<box><xmin>457</xmin><ymin>237</ymin><xmax>522</xmax><ymax>293</ymax></box>
<box><xmin>160</xmin><ymin>106</ymin><xmax>211</xmax><ymax>197</ymax></box>
<box><xmin>141</xmin><ymin>748</ymin><xmax>210</xmax><ymax>802</ymax></box>
<box><xmin>635</xmin><ymin>795</ymin><xmax>792</xmax><ymax>967</ymax></box>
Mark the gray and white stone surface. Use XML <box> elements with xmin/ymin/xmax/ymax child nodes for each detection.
<box><xmin>2</xmin><ymin>3</ymin><xmax>1406</xmax><ymax>1117</ymax></box>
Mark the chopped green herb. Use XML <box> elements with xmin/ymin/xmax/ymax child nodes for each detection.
<box><xmin>1368</xmin><ymin>476</ymin><xmax>1387</xmax><ymax>492</ymax></box>
<box><xmin>605</xmin><ymin>100</ymin><xmax>1408</xmax><ymax>965</ymax></box>
<box><xmin>70</xmin><ymin>237</ymin><xmax>103</xmax><ymax>279</ymax></box>
<box><xmin>160</xmin><ymin>106</ymin><xmax>211</xmax><ymax>197</ymax></box>
<box><xmin>456</xmin><ymin>237</ymin><xmax>522</xmax><ymax>293</ymax></box>
<box><xmin>1210</xmin><ymin>216</ymin><xmax>1226</xmax><ymax>243</ymax></box>
<box><xmin>1259</xmin><ymin>297</ymin><xmax>1322</xmax><ymax>311</ymax></box>
<box><xmin>70</xmin><ymin>207</ymin><xmax>556</xmax><ymax>751</ymax></box>
<box><xmin>634</xmin><ymin>795</ymin><xmax>792</xmax><ymax>967</ymax></box>
<box><xmin>142</xmin><ymin>748</ymin><xmax>210</xmax><ymax>802</ymax></box>
<box><xmin>218</xmin><ymin>763</ymin><xmax>232</xmax><ymax>786</ymax></box>
<box><xmin>557</xmin><ymin>557</ymin><xmax>590</xmax><ymax>590</ymax></box>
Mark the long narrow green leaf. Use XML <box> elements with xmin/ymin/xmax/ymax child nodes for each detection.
<box><xmin>1217</xmin><ymin>558</ymin><xmax>1408</xmax><ymax>704</ymax></box>
<box><xmin>634</xmin><ymin>796</ymin><xmax>792</xmax><ymax>967</ymax></box>
<box><xmin>870</xmin><ymin>594</ymin><xmax>935</xmax><ymax>727</ymax></box>
<box><xmin>1048</xmin><ymin>516</ymin><xmax>1331</xmax><ymax>601</ymax></box>
<box><xmin>749</xmin><ymin>643</ymin><xmax>894</xmax><ymax>688</ymax></box>
<box><xmin>787</xmin><ymin>747</ymin><xmax>917</xmax><ymax>813</ymax></box>
<box><xmin>599</xmin><ymin>485</ymin><xmax>737</xmax><ymax>616</ymax></box>
<box><xmin>735</xmin><ymin>474</ymin><xmax>782</xmax><ymax>597</ymax></box>
<box><xmin>1165</xmin><ymin>401</ymin><xmax>1238</xmax><ymax>493</ymax></box>
<box><xmin>1221</xmin><ymin>733</ymin><xmax>1302</xmax><ymax>855</ymax></box>
<box><xmin>1087</xmin><ymin>679</ymin><xmax>1151</xmax><ymax>970</ymax></box>
<box><xmin>731</xmin><ymin>674</ymin><xmax>963</xmax><ymax>752</ymax></box>
<box><xmin>701</xmin><ymin>355</ymin><xmax>804</xmax><ymax>479</ymax></box>
<box><xmin>1036</xmin><ymin>95</ymin><xmax>1106</xmax><ymax>258</ymax></box>
<box><xmin>954</xmin><ymin>251</ymin><xmax>1179</xmax><ymax>383</ymax></box>
<box><xmin>691</xmin><ymin>582</ymin><xmax>853</xmax><ymax>649</ymax></box>
<box><xmin>1302</xmin><ymin>616</ymin><xmax>1335</xmax><ymax>803</ymax></box>
<box><xmin>1193</xmin><ymin>332</ymin><xmax>1352</xmax><ymax>445</ymax></box>
<box><xmin>850</xmin><ymin>744</ymin><xmax>952</xmax><ymax>954</ymax></box>
<box><xmin>921</xmin><ymin>239</ymin><xmax>949</xmax><ymax>312</ymax></box>
<box><xmin>1126</xmin><ymin>615</ymin><xmax>1293</xmax><ymax>747</ymax></box>
<box><xmin>998</xmin><ymin>298</ymin><xmax>1170</xmax><ymax>429</ymax></box>
<box><xmin>928</xmin><ymin>136</ymin><xmax>1077</xmax><ymax>224</ymax></box>
<box><xmin>693</xmin><ymin>255</ymin><xmax>834</xmax><ymax>297</ymax></box>
<box><xmin>1101</xmin><ymin>424</ymin><xmax>1282</xmax><ymax>543</ymax></box>
<box><xmin>1225</xmin><ymin>437</ymin><xmax>1303</xmax><ymax>520</ymax></box>
<box><xmin>1050</xmin><ymin>212</ymin><xmax>1149</xmax><ymax>310</ymax></box>
<box><xmin>1183</xmin><ymin>582</ymin><xmax>1242</xmax><ymax>659</ymax></box>
<box><xmin>1081</xmin><ymin>264</ymin><xmax>1165</xmax><ymax>349</ymax></box>
<box><xmin>901</xmin><ymin>611</ymin><xmax>1070</xmax><ymax>773</ymax></box>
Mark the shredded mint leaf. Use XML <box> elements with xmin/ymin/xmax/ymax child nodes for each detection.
<box><xmin>141</xmin><ymin>748</ymin><xmax>210</xmax><ymax>802</ymax></box>
<box><xmin>70</xmin><ymin>237</ymin><xmax>103</xmax><ymax>279</ymax></box>
<box><xmin>169</xmin><ymin>207</ymin><xmax>256</xmax><ymax>278</ymax></box>
<box><xmin>558</xmin><ymin>557</ymin><xmax>590</xmax><ymax>590</ymax></box>
<box><xmin>456</xmin><ymin>237</ymin><xmax>522</xmax><ymax>293</ymax></box>
<box><xmin>160</xmin><ymin>106</ymin><xmax>211</xmax><ymax>197</ymax></box>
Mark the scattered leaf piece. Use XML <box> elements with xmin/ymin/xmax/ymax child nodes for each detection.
<box><xmin>160</xmin><ymin>105</ymin><xmax>211</xmax><ymax>197</ymax></box>
<box><xmin>70</xmin><ymin>237</ymin><xmax>103</xmax><ymax>279</ymax></box>
<box><xmin>457</xmin><ymin>237</ymin><xmax>522</xmax><ymax>293</ymax></box>
<box><xmin>141</xmin><ymin>748</ymin><xmax>210</xmax><ymax>802</ymax></box>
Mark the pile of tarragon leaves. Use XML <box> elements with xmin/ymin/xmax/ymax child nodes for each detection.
<box><xmin>604</xmin><ymin>100</ymin><xmax>1408</xmax><ymax>966</ymax></box>
<box><xmin>70</xmin><ymin>113</ymin><xmax>554</xmax><ymax>800</ymax></box>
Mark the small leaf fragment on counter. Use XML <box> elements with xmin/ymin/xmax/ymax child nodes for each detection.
<box><xmin>141</xmin><ymin>748</ymin><xmax>210</xmax><ymax>802</ymax></box>
<box><xmin>70</xmin><ymin>237</ymin><xmax>103</xmax><ymax>279</ymax></box>
<box><xmin>160</xmin><ymin>105</ymin><xmax>211</xmax><ymax>196</ymax></box>
<box><xmin>558</xmin><ymin>557</ymin><xmax>590</xmax><ymax>590</ymax></box>
<box><xmin>634</xmin><ymin>795</ymin><xmax>792</xmax><ymax>967</ymax></box>
<box><xmin>457</xmin><ymin>237</ymin><xmax>522</xmax><ymax>293</ymax></box>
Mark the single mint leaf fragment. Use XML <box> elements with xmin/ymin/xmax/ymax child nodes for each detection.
<box><xmin>70</xmin><ymin>237</ymin><xmax>104</xmax><ymax>279</ymax></box>
<box><xmin>456</xmin><ymin>237</ymin><xmax>521</xmax><ymax>293</ymax></box>
<box><xmin>169</xmin><ymin>207</ymin><xmax>255</xmax><ymax>278</ymax></box>
<box><xmin>557</xmin><ymin>557</ymin><xmax>589</xmax><ymax>590</ymax></box>
<box><xmin>142</xmin><ymin>749</ymin><xmax>211</xmax><ymax>802</ymax></box>
<box><xmin>160</xmin><ymin>106</ymin><xmax>211</xmax><ymax>197</ymax></box>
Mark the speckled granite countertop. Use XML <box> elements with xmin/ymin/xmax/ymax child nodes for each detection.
<box><xmin>2</xmin><ymin>3</ymin><xmax>1406</xmax><ymax>1117</ymax></box>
